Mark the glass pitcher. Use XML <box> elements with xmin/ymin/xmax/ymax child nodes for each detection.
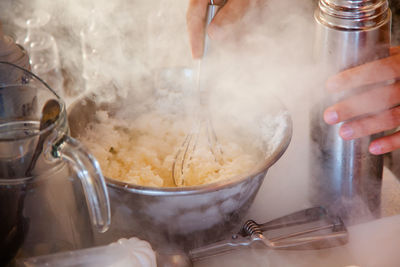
<box><xmin>0</xmin><ymin>61</ymin><xmax>111</xmax><ymax>265</ymax></box>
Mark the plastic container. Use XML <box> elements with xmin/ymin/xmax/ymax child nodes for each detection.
<box><xmin>17</xmin><ymin>238</ymin><xmax>157</xmax><ymax>267</ymax></box>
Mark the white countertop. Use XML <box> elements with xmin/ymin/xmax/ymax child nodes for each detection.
<box><xmin>194</xmin><ymin>210</ymin><xmax>400</xmax><ymax>267</ymax></box>
<box><xmin>193</xmin><ymin>164</ymin><xmax>400</xmax><ymax>267</ymax></box>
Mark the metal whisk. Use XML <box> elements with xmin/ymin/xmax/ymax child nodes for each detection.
<box><xmin>172</xmin><ymin>1</ymin><xmax>224</xmax><ymax>186</ymax></box>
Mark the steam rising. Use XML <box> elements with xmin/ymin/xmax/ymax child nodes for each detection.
<box><xmin>0</xmin><ymin>0</ymin><xmax>323</xmax><ymax>210</ymax></box>
<box><xmin>2</xmin><ymin>0</ymin><xmax>320</xmax><ymax>242</ymax></box>
<box><xmin>2</xmin><ymin>0</ymin><xmax>399</xmax><ymax>265</ymax></box>
<box><xmin>0</xmin><ymin>0</ymin><xmax>320</xmax><ymax>106</ymax></box>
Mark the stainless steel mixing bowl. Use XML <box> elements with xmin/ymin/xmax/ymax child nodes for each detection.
<box><xmin>67</xmin><ymin>95</ymin><xmax>292</xmax><ymax>252</ymax></box>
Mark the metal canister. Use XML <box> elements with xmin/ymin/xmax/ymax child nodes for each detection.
<box><xmin>311</xmin><ymin>0</ymin><xmax>391</xmax><ymax>224</ymax></box>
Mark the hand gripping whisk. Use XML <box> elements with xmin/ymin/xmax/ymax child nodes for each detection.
<box><xmin>172</xmin><ymin>1</ymin><xmax>224</xmax><ymax>186</ymax></box>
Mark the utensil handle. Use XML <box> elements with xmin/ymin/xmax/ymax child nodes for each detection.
<box><xmin>189</xmin><ymin>235</ymin><xmax>253</xmax><ymax>261</ymax></box>
<box><xmin>257</xmin><ymin>207</ymin><xmax>327</xmax><ymax>232</ymax></box>
<box><xmin>202</xmin><ymin>2</ymin><xmax>223</xmax><ymax>57</ymax></box>
<box><xmin>53</xmin><ymin>135</ymin><xmax>111</xmax><ymax>233</ymax></box>
<box><xmin>196</xmin><ymin>2</ymin><xmax>224</xmax><ymax>97</ymax></box>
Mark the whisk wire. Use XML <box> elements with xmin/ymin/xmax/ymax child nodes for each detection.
<box><xmin>172</xmin><ymin>2</ymin><xmax>224</xmax><ymax>186</ymax></box>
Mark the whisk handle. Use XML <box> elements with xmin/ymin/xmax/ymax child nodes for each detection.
<box><xmin>203</xmin><ymin>1</ymin><xmax>225</xmax><ymax>57</ymax></box>
<box><xmin>189</xmin><ymin>234</ymin><xmax>254</xmax><ymax>261</ymax></box>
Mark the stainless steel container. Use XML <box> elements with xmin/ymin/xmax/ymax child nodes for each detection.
<box><xmin>311</xmin><ymin>0</ymin><xmax>391</xmax><ymax>223</ymax></box>
<box><xmin>67</xmin><ymin>93</ymin><xmax>292</xmax><ymax>252</ymax></box>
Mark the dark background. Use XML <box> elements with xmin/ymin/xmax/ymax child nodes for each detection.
<box><xmin>389</xmin><ymin>0</ymin><xmax>400</xmax><ymax>45</ymax></box>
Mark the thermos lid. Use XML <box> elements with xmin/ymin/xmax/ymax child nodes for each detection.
<box><xmin>316</xmin><ymin>0</ymin><xmax>390</xmax><ymax>30</ymax></box>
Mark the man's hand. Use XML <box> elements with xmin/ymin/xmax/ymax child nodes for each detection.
<box><xmin>323</xmin><ymin>47</ymin><xmax>400</xmax><ymax>155</ymax></box>
<box><xmin>186</xmin><ymin>0</ymin><xmax>252</xmax><ymax>58</ymax></box>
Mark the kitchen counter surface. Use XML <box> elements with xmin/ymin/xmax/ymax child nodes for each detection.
<box><xmin>192</xmin><ymin>166</ymin><xmax>400</xmax><ymax>267</ymax></box>
<box><xmin>194</xmin><ymin>208</ymin><xmax>400</xmax><ymax>267</ymax></box>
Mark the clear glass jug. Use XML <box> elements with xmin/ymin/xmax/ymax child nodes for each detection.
<box><xmin>0</xmin><ymin>61</ymin><xmax>110</xmax><ymax>265</ymax></box>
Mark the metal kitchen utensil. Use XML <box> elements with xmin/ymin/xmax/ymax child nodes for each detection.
<box><xmin>172</xmin><ymin>0</ymin><xmax>224</xmax><ymax>187</ymax></box>
<box><xmin>189</xmin><ymin>206</ymin><xmax>348</xmax><ymax>261</ymax></box>
<box><xmin>311</xmin><ymin>0</ymin><xmax>391</xmax><ymax>224</ymax></box>
<box><xmin>25</xmin><ymin>99</ymin><xmax>61</xmax><ymax>177</ymax></box>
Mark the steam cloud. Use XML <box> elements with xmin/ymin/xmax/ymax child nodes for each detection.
<box><xmin>0</xmin><ymin>0</ymin><xmax>324</xmax><ymax>235</ymax></box>
<box><xmin>0</xmin><ymin>0</ymin><xmax>321</xmax><ymax>106</ymax></box>
<box><xmin>2</xmin><ymin>0</ymin><xmax>398</xmax><ymax>265</ymax></box>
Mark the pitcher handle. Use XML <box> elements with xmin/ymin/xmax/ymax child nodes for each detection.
<box><xmin>52</xmin><ymin>134</ymin><xmax>111</xmax><ymax>233</ymax></box>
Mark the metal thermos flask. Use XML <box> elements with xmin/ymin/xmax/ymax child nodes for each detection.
<box><xmin>311</xmin><ymin>0</ymin><xmax>391</xmax><ymax>224</ymax></box>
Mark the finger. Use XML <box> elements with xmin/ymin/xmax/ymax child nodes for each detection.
<box><xmin>208</xmin><ymin>0</ymin><xmax>251</xmax><ymax>41</ymax></box>
<box><xmin>187</xmin><ymin>0</ymin><xmax>209</xmax><ymax>58</ymax></box>
<box><xmin>369</xmin><ymin>131</ymin><xmax>400</xmax><ymax>155</ymax></box>
<box><xmin>390</xmin><ymin>46</ymin><xmax>400</xmax><ymax>56</ymax></box>
<box><xmin>337</xmin><ymin>106</ymin><xmax>400</xmax><ymax>140</ymax></box>
<box><xmin>323</xmin><ymin>82</ymin><xmax>400</xmax><ymax>124</ymax></box>
<box><xmin>326</xmin><ymin>53</ymin><xmax>400</xmax><ymax>92</ymax></box>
